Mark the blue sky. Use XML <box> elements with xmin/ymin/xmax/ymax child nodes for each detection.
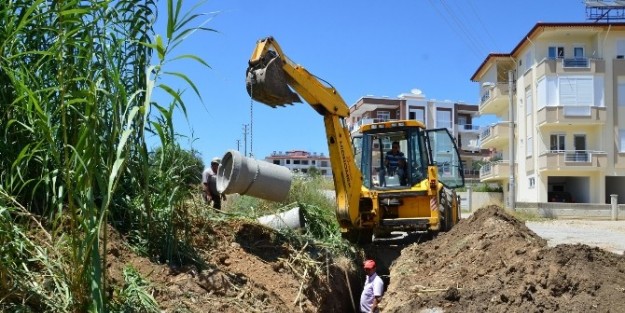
<box><xmin>152</xmin><ymin>0</ymin><xmax>587</xmax><ymax>165</ymax></box>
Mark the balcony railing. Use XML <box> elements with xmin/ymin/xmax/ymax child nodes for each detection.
<box><xmin>562</xmin><ymin>58</ymin><xmax>589</xmax><ymax>68</ymax></box>
<box><xmin>458</xmin><ymin>123</ymin><xmax>480</xmax><ymax>131</ymax></box>
<box><xmin>479</xmin><ymin>122</ymin><xmax>510</xmax><ymax>148</ymax></box>
<box><xmin>479</xmin><ymin>160</ymin><xmax>509</xmax><ymax>181</ymax></box>
<box><xmin>481</xmin><ymin>91</ymin><xmax>491</xmax><ymax>104</ymax></box>
<box><xmin>538</xmin><ymin>150</ymin><xmax>607</xmax><ymax>170</ymax></box>
<box><xmin>479</xmin><ymin>82</ymin><xmax>510</xmax><ymax>115</ymax></box>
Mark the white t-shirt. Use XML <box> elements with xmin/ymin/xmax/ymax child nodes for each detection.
<box><xmin>202</xmin><ymin>167</ymin><xmax>218</xmax><ymax>195</ymax></box>
<box><xmin>360</xmin><ymin>272</ymin><xmax>384</xmax><ymax>313</ymax></box>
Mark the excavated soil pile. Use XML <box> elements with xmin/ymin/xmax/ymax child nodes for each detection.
<box><xmin>383</xmin><ymin>205</ymin><xmax>625</xmax><ymax>313</ymax></box>
<box><xmin>106</xmin><ymin>219</ymin><xmax>358</xmax><ymax>313</ymax></box>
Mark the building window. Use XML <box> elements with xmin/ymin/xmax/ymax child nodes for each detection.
<box><xmin>559</xmin><ymin>76</ymin><xmax>593</xmax><ymax>107</ymax></box>
<box><xmin>524</xmin><ymin>51</ymin><xmax>532</xmax><ymax>72</ymax></box>
<box><xmin>528</xmin><ymin>177</ymin><xmax>535</xmax><ymax>189</ymax></box>
<box><xmin>302</xmin><ymin>160</ymin><xmax>309</xmax><ymax>165</ymax></box>
<box><xmin>548</xmin><ymin>46</ymin><xmax>564</xmax><ymax>59</ymax></box>
<box><xmin>293</xmin><ymin>160</ymin><xmax>300</xmax><ymax>165</ymax></box>
<box><xmin>436</xmin><ymin>109</ymin><xmax>452</xmax><ymax>129</ymax></box>
<box><xmin>550</xmin><ymin>134</ymin><xmax>565</xmax><ymax>152</ymax></box>
<box><xmin>617</xmin><ymin>40</ymin><xmax>625</xmax><ymax>59</ymax></box>
<box><xmin>618</xmin><ymin>77</ymin><xmax>625</xmax><ymax>106</ymax></box>
<box><xmin>573</xmin><ymin>46</ymin><xmax>584</xmax><ymax>58</ymax></box>
<box><xmin>377</xmin><ymin>111</ymin><xmax>390</xmax><ymax>121</ymax></box>
<box><xmin>320</xmin><ymin>161</ymin><xmax>328</xmax><ymax>167</ymax></box>
<box><xmin>286</xmin><ymin>160</ymin><xmax>291</xmax><ymax>164</ymax></box>
<box><xmin>526</xmin><ymin>88</ymin><xmax>533</xmax><ymax>157</ymax></box>
<box><xmin>620</xmin><ymin>129</ymin><xmax>625</xmax><ymax>152</ymax></box>
<box><xmin>273</xmin><ymin>160</ymin><xmax>280</xmax><ymax>165</ymax></box>
<box><xmin>408</xmin><ymin>108</ymin><xmax>425</xmax><ymax>124</ymax></box>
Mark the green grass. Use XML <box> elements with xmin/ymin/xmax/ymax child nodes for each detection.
<box><xmin>224</xmin><ymin>175</ymin><xmax>353</xmax><ymax>256</ymax></box>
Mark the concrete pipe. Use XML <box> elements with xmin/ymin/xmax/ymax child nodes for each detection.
<box><xmin>257</xmin><ymin>206</ymin><xmax>305</xmax><ymax>230</ymax></box>
<box><xmin>217</xmin><ymin>150</ymin><xmax>292</xmax><ymax>202</ymax></box>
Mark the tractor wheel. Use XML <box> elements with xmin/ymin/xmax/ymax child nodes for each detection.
<box><xmin>439</xmin><ymin>189</ymin><xmax>454</xmax><ymax>232</ymax></box>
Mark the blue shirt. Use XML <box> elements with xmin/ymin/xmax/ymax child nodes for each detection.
<box><xmin>385</xmin><ymin>151</ymin><xmax>405</xmax><ymax>171</ymax></box>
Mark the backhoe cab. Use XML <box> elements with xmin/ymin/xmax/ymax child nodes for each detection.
<box><xmin>245</xmin><ymin>37</ymin><xmax>464</xmax><ymax>244</ymax></box>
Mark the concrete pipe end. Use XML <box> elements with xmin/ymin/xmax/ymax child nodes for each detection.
<box><xmin>216</xmin><ymin>150</ymin><xmax>241</xmax><ymax>194</ymax></box>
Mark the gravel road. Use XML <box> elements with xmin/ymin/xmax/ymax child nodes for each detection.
<box><xmin>462</xmin><ymin>212</ymin><xmax>625</xmax><ymax>255</ymax></box>
<box><xmin>525</xmin><ymin>219</ymin><xmax>625</xmax><ymax>255</ymax></box>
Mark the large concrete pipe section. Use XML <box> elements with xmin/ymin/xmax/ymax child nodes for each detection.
<box><xmin>257</xmin><ymin>206</ymin><xmax>305</xmax><ymax>230</ymax></box>
<box><xmin>216</xmin><ymin>150</ymin><xmax>292</xmax><ymax>202</ymax></box>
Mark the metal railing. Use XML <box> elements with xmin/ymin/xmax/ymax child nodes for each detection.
<box><xmin>548</xmin><ymin>150</ymin><xmax>591</xmax><ymax>162</ymax></box>
<box><xmin>562</xmin><ymin>58</ymin><xmax>589</xmax><ymax>68</ymax></box>
<box><xmin>458</xmin><ymin>123</ymin><xmax>480</xmax><ymax>131</ymax></box>
<box><xmin>480</xmin><ymin>90</ymin><xmax>491</xmax><ymax>104</ymax></box>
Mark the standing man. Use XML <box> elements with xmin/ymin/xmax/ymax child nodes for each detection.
<box><xmin>202</xmin><ymin>157</ymin><xmax>226</xmax><ymax>210</ymax></box>
<box><xmin>360</xmin><ymin>259</ymin><xmax>384</xmax><ymax>313</ymax></box>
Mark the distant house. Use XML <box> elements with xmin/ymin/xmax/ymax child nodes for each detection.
<box><xmin>265</xmin><ymin>150</ymin><xmax>332</xmax><ymax>178</ymax></box>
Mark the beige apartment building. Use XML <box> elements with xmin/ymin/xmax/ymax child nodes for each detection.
<box><xmin>472</xmin><ymin>22</ymin><xmax>625</xmax><ymax>205</ymax></box>
<box><xmin>347</xmin><ymin>90</ymin><xmax>486</xmax><ymax>182</ymax></box>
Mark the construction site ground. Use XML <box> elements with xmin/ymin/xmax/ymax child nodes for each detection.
<box><xmin>106</xmin><ymin>206</ymin><xmax>625</xmax><ymax>312</ymax></box>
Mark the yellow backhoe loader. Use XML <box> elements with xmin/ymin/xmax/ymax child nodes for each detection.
<box><xmin>246</xmin><ymin>37</ymin><xmax>464</xmax><ymax>244</ymax></box>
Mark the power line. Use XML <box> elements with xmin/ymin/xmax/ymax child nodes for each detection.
<box><xmin>466</xmin><ymin>0</ymin><xmax>501</xmax><ymax>52</ymax></box>
<box><xmin>426</xmin><ymin>0</ymin><xmax>487</xmax><ymax>60</ymax></box>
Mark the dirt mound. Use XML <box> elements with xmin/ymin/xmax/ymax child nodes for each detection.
<box><xmin>383</xmin><ymin>205</ymin><xmax>625</xmax><ymax>313</ymax></box>
<box><xmin>106</xmin><ymin>219</ymin><xmax>359</xmax><ymax>312</ymax></box>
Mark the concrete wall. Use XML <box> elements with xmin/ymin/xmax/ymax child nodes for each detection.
<box><xmin>515</xmin><ymin>202</ymin><xmax>625</xmax><ymax>220</ymax></box>
<box><xmin>458</xmin><ymin>191</ymin><xmax>504</xmax><ymax>211</ymax></box>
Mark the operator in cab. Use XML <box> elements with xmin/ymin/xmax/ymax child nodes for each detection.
<box><xmin>385</xmin><ymin>141</ymin><xmax>407</xmax><ymax>185</ymax></box>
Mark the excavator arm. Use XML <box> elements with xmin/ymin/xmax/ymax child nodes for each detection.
<box><xmin>246</xmin><ymin>37</ymin><xmax>361</xmax><ymax>228</ymax></box>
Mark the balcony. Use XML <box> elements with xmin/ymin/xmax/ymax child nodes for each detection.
<box><xmin>479</xmin><ymin>160</ymin><xmax>510</xmax><ymax>182</ymax></box>
<box><xmin>536</xmin><ymin>106</ymin><xmax>606</xmax><ymax>127</ymax></box>
<box><xmin>538</xmin><ymin>150</ymin><xmax>607</xmax><ymax>172</ymax></box>
<box><xmin>535</xmin><ymin>58</ymin><xmax>605</xmax><ymax>76</ymax></box>
<box><xmin>479</xmin><ymin>122</ymin><xmax>510</xmax><ymax>149</ymax></box>
<box><xmin>479</xmin><ymin>82</ymin><xmax>510</xmax><ymax>116</ymax></box>
<box><xmin>457</xmin><ymin>123</ymin><xmax>480</xmax><ymax>133</ymax></box>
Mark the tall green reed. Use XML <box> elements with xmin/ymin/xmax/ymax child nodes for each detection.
<box><xmin>0</xmin><ymin>0</ymin><xmax>211</xmax><ymax>311</ymax></box>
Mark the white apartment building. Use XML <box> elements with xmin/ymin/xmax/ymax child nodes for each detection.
<box><xmin>265</xmin><ymin>150</ymin><xmax>332</xmax><ymax>178</ymax></box>
<box><xmin>347</xmin><ymin>90</ymin><xmax>486</xmax><ymax>181</ymax></box>
<box><xmin>472</xmin><ymin>22</ymin><xmax>625</xmax><ymax>205</ymax></box>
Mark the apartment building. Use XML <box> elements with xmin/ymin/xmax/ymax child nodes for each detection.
<box><xmin>472</xmin><ymin>22</ymin><xmax>625</xmax><ymax>205</ymax></box>
<box><xmin>265</xmin><ymin>150</ymin><xmax>332</xmax><ymax>178</ymax></box>
<box><xmin>347</xmin><ymin>90</ymin><xmax>486</xmax><ymax>181</ymax></box>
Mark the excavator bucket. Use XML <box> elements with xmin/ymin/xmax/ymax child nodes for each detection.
<box><xmin>246</xmin><ymin>50</ymin><xmax>301</xmax><ymax>107</ymax></box>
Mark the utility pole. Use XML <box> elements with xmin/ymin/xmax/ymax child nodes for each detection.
<box><xmin>236</xmin><ymin>139</ymin><xmax>241</xmax><ymax>152</ymax></box>
<box><xmin>243</xmin><ymin>124</ymin><xmax>249</xmax><ymax>157</ymax></box>
<box><xmin>508</xmin><ymin>70</ymin><xmax>516</xmax><ymax>210</ymax></box>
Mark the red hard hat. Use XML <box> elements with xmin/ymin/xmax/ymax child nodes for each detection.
<box><xmin>363</xmin><ymin>260</ymin><xmax>376</xmax><ymax>269</ymax></box>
